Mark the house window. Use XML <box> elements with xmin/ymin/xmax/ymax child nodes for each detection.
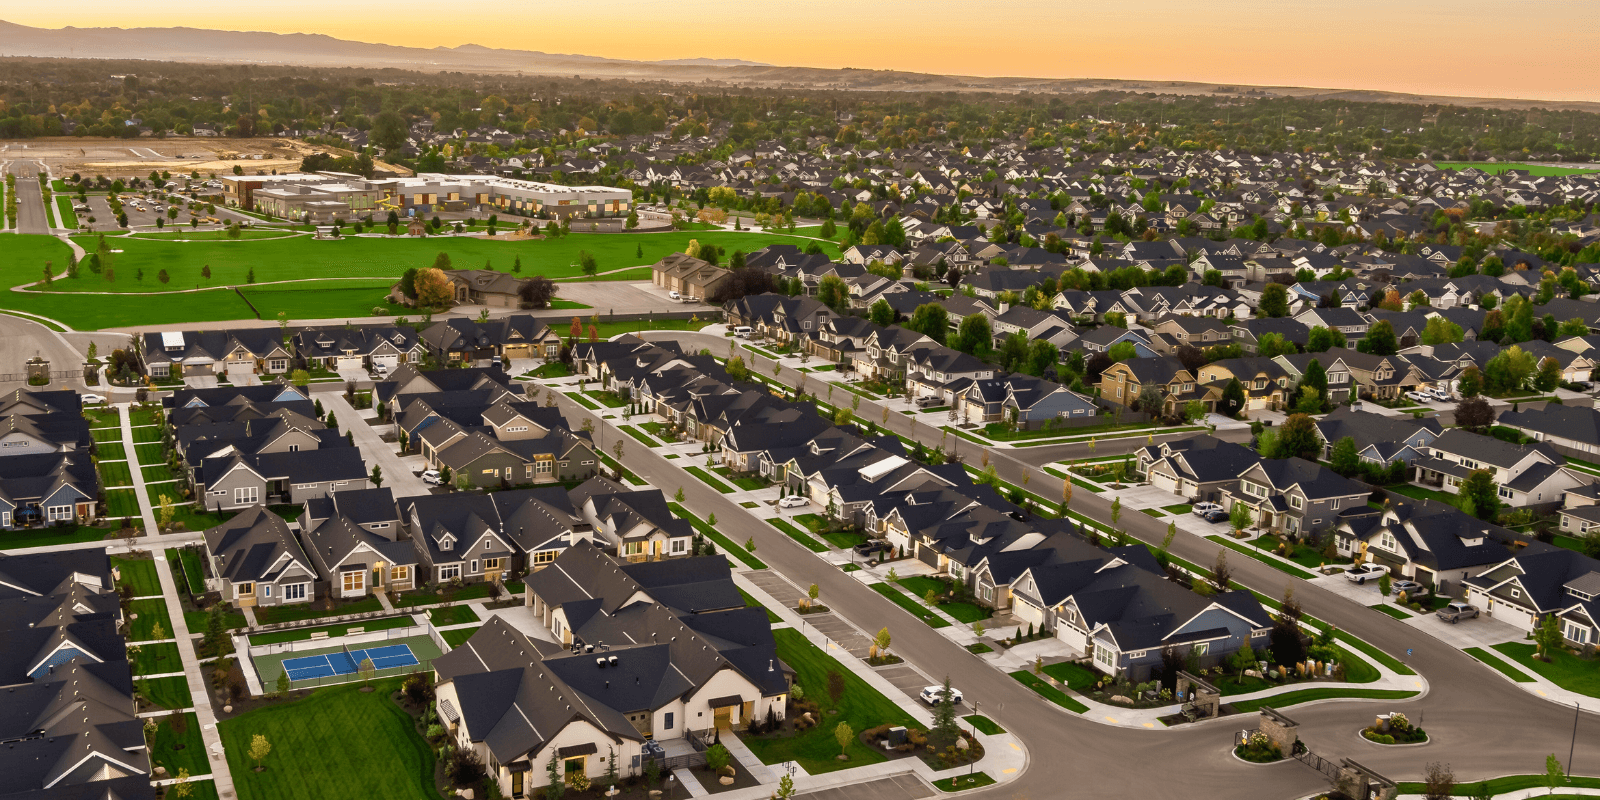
<box><xmin>269</xmin><ymin>359</ymin><xmax>287</xmax><ymax>371</ymax></box>
<box><xmin>263</xmin><ymin>585</ymin><xmax>273</xmax><ymax>598</ymax></box>
<box><xmin>484</xmin><ymin>558</ymin><xmax>502</xmax><ymax>571</ymax></box>
<box><xmin>1192</xmin><ymin>642</ymin><xmax>1210</xmax><ymax>656</ymax></box>
<box><xmin>470</xmin><ymin>560</ymin><xmax>479</xmax><ymax>574</ymax></box>
<box><xmin>533</xmin><ymin>551</ymin><xmax>558</xmax><ymax>564</ymax></box>
<box><xmin>1511</xmin><ymin>588</ymin><xmax>1521</xmax><ymax>599</ymax></box>
<box><xmin>1094</xmin><ymin>645</ymin><xmax>1116</xmax><ymax>669</ymax></box>
<box><xmin>672</xmin><ymin>539</ymin><xmax>686</xmax><ymax>554</ymax></box>
<box><xmin>537</xmin><ymin>460</ymin><xmax>553</xmax><ymax>475</ymax></box>
<box><xmin>439</xmin><ymin>564</ymin><xmax>462</xmax><ymax>581</ymax></box>
<box><xmin>47</xmin><ymin>505</ymin><xmax>73</xmax><ymax>521</ymax></box>
<box><xmin>390</xmin><ymin>566</ymin><xmax>409</xmax><ymax>583</ymax></box>
<box><xmin>238</xmin><ymin>582</ymin><xmax>254</xmax><ymax>597</ymax></box>
<box><xmin>283</xmin><ymin>583</ymin><xmax>306</xmax><ymax>601</ymax></box>
<box><xmin>664</xmin><ymin>712</ymin><xmax>674</xmax><ymax>730</ymax></box>
<box><xmin>1331</xmin><ymin>498</ymin><xmax>1340</xmax><ymax>510</ymax></box>
<box><xmin>625</xmin><ymin>542</ymin><xmax>643</xmax><ymax>556</ymax></box>
<box><xmin>525</xmin><ymin>465</ymin><xmax>534</xmax><ymax>479</ymax></box>
<box><xmin>1129</xmin><ymin>651</ymin><xmax>1146</xmax><ymax>659</ymax></box>
<box><xmin>343</xmin><ymin>572</ymin><xmax>365</xmax><ymax>593</ymax></box>
<box><xmin>1380</xmin><ymin>532</ymin><xmax>1397</xmax><ymax>551</ymax></box>
<box><xmin>234</xmin><ymin>487</ymin><xmax>258</xmax><ymax>505</ymax></box>
<box><xmin>1498</xmin><ymin>486</ymin><xmax>1514</xmax><ymax>499</ymax></box>
<box><xmin>1290</xmin><ymin>496</ymin><xmax>1303</xmax><ymax>510</ymax></box>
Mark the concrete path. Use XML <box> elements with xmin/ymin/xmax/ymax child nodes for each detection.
<box><xmin>320</xmin><ymin>391</ymin><xmax>430</xmax><ymax>499</ymax></box>
<box><xmin>120</xmin><ymin>403</ymin><xmax>162</xmax><ymax>536</ymax></box>
<box><xmin>152</xmin><ymin>549</ymin><xmax>238</xmax><ymax>799</ymax></box>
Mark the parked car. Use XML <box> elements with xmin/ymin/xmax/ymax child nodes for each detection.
<box><xmin>1192</xmin><ymin>502</ymin><xmax>1224</xmax><ymax>516</ymax></box>
<box><xmin>421</xmin><ymin>469</ymin><xmax>443</xmax><ymax>485</ymax></box>
<box><xmin>1405</xmin><ymin>390</ymin><xmax>1433</xmax><ymax>403</ymax></box>
<box><xmin>1200</xmin><ymin>508</ymin><xmax>1229</xmax><ymax>523</ymax></box>
<box><xmin>1437</xmin><ymin>602</ymin><xmax>1480</xmax><ymax>623</ymax></box>
<box><xmin>1391</xmin><ymin>579</ymin><xmax>1430</xmax><ymax>597</ymax></box>
<box><xmin>777</xmin><ymin>495</ymin><xmax>809</xmax><ymax>508</ymax></box>
<box><xmin>915</xmin><ymin>395</ymin><xmax>943</xmax><ymax>408</ymax></box>
<box><xmin>853</xmin><ymin>540</ymin><xmax>891</xmax><ymax>557</ymax></box>
<box><xmin>374</xmin><ymin>364</ymin><xmax>390</xmax><ymax>378</ymax></box>
<box><xmin>919</xmin><ymin>685</ymin><xmax>963</xmax><ymax>706</ymax></box>
<box><xmin>733</xmin><ymin>326</ymin><xmax>753</xmax><ymax>338</ymax></box>
<box><xmin>1429</xmin><ymin>387</ymin><xmax>1452</xmax><ymax>401</ymax></box>
<box><xmin>668</xmin><ymin>290</ymin><xmax>682</xmax><ymax>300</ymax></box>
<box><xmin>80</xmin><ymin>393</ymin><xmax>104</xmax><ymax>405</ymax></box>
<box><xmin>1344</xmin><ymin>563</ymin><xmax>1388</xmax><ymax>584</ymax></box>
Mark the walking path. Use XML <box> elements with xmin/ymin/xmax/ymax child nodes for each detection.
<box><xmin>152</xmin><ymin>548</ymin><xmax>238</xmax><ymax>798</ymax></box>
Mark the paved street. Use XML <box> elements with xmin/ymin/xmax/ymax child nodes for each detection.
<box><xmin>5</xmin><ymin>158</ymin><xmax>51</xmax><ymax>234</ymax></box>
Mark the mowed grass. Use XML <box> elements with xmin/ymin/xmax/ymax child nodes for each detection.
<box><xmin>1494</xmin><ymin>643</ymin><xmax>1600</xmax><ymax>697</ymax></box>
<box><xmin>136</xmin><ymin>675</ymin><xmax>194</xmax><ymax>710</ymax></box>
<box><xmin>219</xmin><ymin>679</ymin><xmax>445</xmax><ymax>800</ymax></box>
<box><xmin>112</xmin><ymin>556</ymin><xmax>162</xmax><ymax>596</ymax></box>
<box><xmin>127</xmin><ymin>598</ymin><xmax>175</xmax><ymax>641</ymax></box>
<box><xmin>1434</xmin><ymin>161</ymin><xmax>1599</xmax><ymax>176</ymax></box>
<box><xmin>743</xmin><ymin>629</ymin><xmax>918</xmax><ymax>774</ymax></box>
<box><xmin>241</xmin><ymin>280</ymin><xmax>412</xmax><ymax>321</ymax></box>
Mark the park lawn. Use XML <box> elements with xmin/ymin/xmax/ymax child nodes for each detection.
<box><xmin>219</xmin><ymin>679</ymin><xmax>445</xmax><ymax>800</ymax></box>
<box><xmin>241</xmin><ymin>281</ymin><xmax>412</xmax><ymax>321</ymax></box>
<box><xmin>1041</xmin><ymin>661</ymin><xmax>1099</xmax><ymax>691</ymax></box>
<box><xmin>1433</xmin><ymin>161</ymin><xmax>1598</xmax><ymax>176</ymax></box>
<box><xmin>254</xmin><ymin>595</ymin><xmax>384</xmax><ymax>625</ymax></box>
<box><xmin>112</xmin><ymin>556</ymin><xmax>162</xmax><ymax>596</ymax></box>
<box><xmin>442</xmin><ymin>626</ymin><xmax>482</xmax><ymax>648</ymax></box>
<box><xmin>587</xmin><ymin>317</ymin><xmax>715</xmax><ymax>340</ymax></box>
<box><xmin>1493</xmin><ymin>643</ymin><xmax>1600</xmax><ymax>697</ymax></box>
<box><xmin>744</xmin><ymin>629</ymin><xmax>919</xmax><ymax>775</ymax></box>
<box><xmin>0</xmin><ymin>525</ymin><xmax>115</xmax><ymax>550</ymax></box>
<box><xmin>105</xmin><ymin>488</ymin><xmax>141</xmax><ymax>518</ymax></box>
<box><xmin>963</xmin><ymin>715</ymin><xmax>1005</xmax><ymax>735</ymax></box>
<box><xmin>128</xmin><ymin>598</ymin><xmax>176</xmax><ymax>641</ymax></box>
<box><xmin>131</xmin><ymin>642</ymin><xmax>183</xmax><ymax>676</ymax></box>
<box><xmin>150</xmin><ymin>712</ymin><xmax>207</xmax><ymax>778</ymax></box>
<box><xmin>136</xmin><ymin>675</ymin><xmax>194</xmax><ymax>710</ymax></box>
<box><xmin>769</xmin><ymin>518</ymin><xmax>828</xmax><ymax>553</ymax></box>
<box><xmin>1010</xmin><ymin>671</ymin><xmax>1088</xmax><ymax>713</ymax></box>
<box><xmin>167</xmin><ymin>547</ymin><xmax>207</xmax><ymax>594</ymax></box>
<box><xmin>1229</xmin><ymin>688</ymin><xmax>1416</xmax><ymax>713</ymax></box>
<box><xmin>1464</xmin><ymin>646</ymin><xmax>1535</xmax><ymax>682</ymax></box>
<box><xmin>739</xmin><ymin>588</ymin><xmax>782</xmax><ymax>624</ymax></box>
<box><xmin>869</xmin><ymin>582</ymin><xmax>950</xmax><ymax>628</ymax></box>
<box><xmin>96</xmin><ymin>442</ymin><xmax>126</xmax><ymax>461</ymax></box>
<box><xmin>427</xmin><ymin>605</ymin><xmax>482</xmax><ymax>627</ymax></box>
<box><xmin>247</xmin><ymin>615</ymin><xmax>417</xmax><ymax>646</ymax></box>
<box><xmin>141</xmin><ymin>464</ymin><xmax>177</xmax><ymax>483</ymax></box>
<box><xmin>669</xmin><ymin>502</ymin><xmax>766</xmax><ymax>569</ymax></box>
<box><xmin>684</xmin><ymin>466</ymin><xmax>736</xmax><ymax>493</ymax></box>
<box><xmin>54</xmin><ymin>196</ymin><xmax>78</xmax><ymax>228</ymax></box>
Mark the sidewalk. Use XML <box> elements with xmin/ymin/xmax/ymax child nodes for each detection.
<box><xmin>153</xmin><ymin>547</ymin><xmax>238</xmax><ymax>798</ymax></box>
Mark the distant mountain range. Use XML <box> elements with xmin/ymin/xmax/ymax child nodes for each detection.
<box><xmin>2</xmin><ymin>20</ymin><xmax>1595</xmax><ymax>113</ymax></box>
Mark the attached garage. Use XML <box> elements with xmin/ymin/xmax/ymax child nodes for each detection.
<box><xmin>183</xmin><ymin>363</ymin><xmax>214</xmax><ymax>377</ymax></box>
<box><xmin>335</xmin><ymin>355</ymin><xmax>365</xmax><ymax>371</ymax></box>
<box><xmin>1012</xmin><ymin>598</ymin><xmax>1044</xmax><ymax>628</ymax></box>
<box><xmin>225</xmin><ymin>360</ymin><xmax>256</xmax><ymax>377</ymax></box>
<box><xmin>503</xmin><ymin>343</ymin><xmax>533</xmax><ymax>359</ymax></box>
<box><xmin>371</xmin><ymin>354</ymin><xmax>400</xmax><ymax>370</ymax></box>
<box><xmin>1056</xmin><ymin>620</ymin><xmax>1087</xmax><ymax>652</ymax></box>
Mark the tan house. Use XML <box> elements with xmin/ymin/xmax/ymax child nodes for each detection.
<box><xmin>652</xmin><ymin>253</ymin><xmax>730</xmax><ymax>300</ymax></box>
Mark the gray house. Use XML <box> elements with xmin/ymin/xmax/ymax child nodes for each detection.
<box><xmin>197</xmin><ymin>448</ymin><xmax>371</xmax><ymax>511</ymax></box>
<box><xmin>202</xmin><ymin>506</ymin><xmax>318</xmax><ymax>607</ymax></box>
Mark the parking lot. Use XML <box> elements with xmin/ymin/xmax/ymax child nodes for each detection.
<box><xmin>874</xmin><ymin>663</ymin><xmax>970</xmax><ymax>714</ymax></box>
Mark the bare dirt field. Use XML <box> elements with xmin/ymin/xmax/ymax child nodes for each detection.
<box><xmin>0</xmin><ymin>137</ymin><xmax>405</xmax><ymax>179</ymax></box>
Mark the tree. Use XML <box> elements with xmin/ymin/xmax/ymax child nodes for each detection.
<box><xmin>248</xmin><ymin>733</ymin><xmax>272</xmax><ymax>771</ymax></box>
<box><xmin>775</xmin><ymin>774</ymin><xmax>797</xmax><ymax>800</ymax></box>
<box><xmin>906</xmin><ymin>303</ymin><xmax>949</xmax><ymax>346</ymax></box>
<box><xmin>518</xmin><ymin>275</ymin><xmax>556</xmax><ymax>308</ymax></box>
<box><xmin>834</xmin><ymin>722</ymin><xmax>854</xmax><ymax>757</ymax></box>
<box><xmin>1546</xmin><ymin>753</ymin><xmax>1566</xmax><ymax>796</ymax></box>
<box><xmin>817</xmin><ymin>275</ymin><xmax>849</xmax><ymax>312</ymax></box>
<box><xmin>1535</xmin><ymin>614</ymin><xmax>1563</xmax><ymax>661</ymax></box>
<box><xmin>369</xmin><ymin>464</ymin><xmax>383</xmax><ymax>488</ymax></box>
<box><xmin>1212</xmin><ymin>548</ymin><xmax>1234</xmax><ymax>590</ymax></box>
<box><xmin>1421</xmin><ymin>317</ymin><xmax>1465</xmax><ymax>346</ymax></box>
<box><xmin>1558</xmin><ymin>318</ymin><xmax>1590</xmax><ymax>338</ymax></box>
<box><xmin>953</xmin><ymin>314</ymin><xmax>992</xmax><ymax>355</ymax></box>
<box><xmin>579</xmin><ymin>250</ymin><xmax>598</xmax><ymax>277</ymax></box>
<box><xmin>1220</xmin><ymin>379</ymin><xmax>1246</xmax><ymax>418</ymax></box>
<box><xmin>1256</xmin><ymin>333</ymin><xmax>1296</xmax><ymax>358</ymax></box>
<box><xmin>371</xmin><ymin>111</ymin><xmax>408</xmax><ymax>152</ymax></box>
<box><xmin>826</xmin><ymin>670</ymin><xmax>846</xmax><ymax>706</ymax></box>
<box><xmin>1259</xmin><ymin>283</ymin><xmax>1290</xmax><ymax>318</ymax></box>
<box><xmin>1362</xmin><ymin>320</ymin><xmax>1399</xmax><ymax>356</ymax></box>
<box><xmin>359</xmin><ymin>657</ymin><xmax>376</xmax><ymax>685</ymax></box>
<box><xmin>705</xmin><ymin>743</ymin><xmax>731</xmax><ymax>774</ymax></box>
<box><xmin>1277</xmin><ymin>413</ymin><xmax>1320</xmax><ymax>460</ymax></box>
<box><xmin>873</xmin><ymin>627</ymin><xmax>891</xmax><ymax>658</ymax></box>
<box><xmin>1423</xmin><ymin>763</ymin><xmax>1456</xmax><ymax>800</ymax></box>
<box><xmin>1457</xmin><ymin>366</ymin><xmax>1482</xmax><ymax>398</ymax></box>
<box><xmin>1107</xmin><ymin>340</ymin><xmax>1139</xmax><ymax>363</ymax></box>
<box><xmin>545</xmin><ymin>750</ymin><xmax>566</xmax><ymax>800</ymax></box>
<box><xmin>413</xmin><ymin>267</ymin><xmax>453</xmax><ymax>309</ymax></box>
<box><xmin>1330</xmin><ymin>436</ymin><xmax>1360</xmax><ymax>475</ymax></box>
<box><xmin>869</xmin><ymin>299</ymin><xmax>895</xmax><ymax>327</ymax></box>
<box><xmin>1459</xmin><ymin>469</ymin><xmax>1502</xmax><ymax>521</ymax></box>
<box><xmin>1306</xmin><ymin>325</ymin><xmax>1346</xmax><ymax>352</ymax></box>
<box><xmin>1534</xmin><ymin>357</ymin><xmax>1563</xmax><ymax>392</ymax></box>
<box><xmin>1300</xmin><ymin>358</ymin><xmax>1329</xmax><ymax>412</ymax></box>
<box><xmin>275</xmin><ymin>670</ymin><xmax>290</xmax><ymax>697</ymax></box>
<box><xmin>929</xmin><ymin>677</ymin><xmax>960</xmax><ymax>749</ymax></box>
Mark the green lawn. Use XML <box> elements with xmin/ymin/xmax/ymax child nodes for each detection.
<box><xmin>112</xmin><ymin>556</ymin><xmax>162</xmax><ymax>596</ymax></box>
<box><xmin>392</xmin><ymin>583</ymin><xmax>496</xmax><ymax>608</ymax></box>
<box><xmin>869</xmin><ymin>582</ymin><xmax>950</xmax><ymax>628</ymax></box>
<box><xmin>141</xmin><ymin>464</ymin><xmax>176</xmax><ymax>483</ymax></box>
<box><xmin>896</xmin><ymin>576</ymin><xmax>992</xmax><ymax>624</ymax></box>
<box><xmin>96</xmin><ymin>442</ymin><xmax>126</xmax><ymax>461</ymax></box>
<box><xmin>442</xmin><ymin>626</ymin><xmax>482</xmax><ymax>648</ymax></box>
<box><xmin>104</xmin><ymin>488</ymin><xmax>141</xmax><ymax>518</ymax></box>
<box><xmin>247</xmin><ymin>615</ymin><xmax>417</xmax><ymax>646</ymax></box>
<box><xmin>962</xmin><ymin>715</ymin><xmax>1005</xmax><ymax>735</ymax></box>
<box><xmin>1041</xmin><ymin>661</ymin><xmax>1099</xmax><ymax>691</ymax></box>
<box><xmin>821</xmin><ymin>530</ymin><xmax>870</xmax><ymax>550</ymax></box>
<box><xmin>1009</xmin><ymin>671</ymin><xmax>1088</xmax><ymax>712</ymax></box>
<box><xmin>1464</xmin><ymin>646</ymin><xmax>1535</xmax><ymax>682</ymax></box>
<box><xmin>241</xmin><ymin>280</ymin><xmax>412</xmax><ymax>321</ymax></box>
<box><xmin>526</xmin><ymin>361</ymin><xmax>570</xmax><ymax>379</ymax></box>
<box><xmin>743</xmin><ymin>629</ymin><xmax>919</xmax><ymax>775</ymax></box>
<box><xmin>150</xmin><ymin>712</ymin><xmax>207</xmax><ymax>778</ymax></box>
<box><xmin>1370</xmin><ymin>603</ymin><xmax>1413</xmax><ymax>620</ymax></box>
<box><xmin>167</xmin><ymin>547</ymin><xmax>206</xmax><ymax>594</ymax></box>
<box><xmin>713</xmin><ymin>466</ymin><xmax>767</xmax><ymax>491</ymax></box>
<box><xmin>54</xmin><ymin>195</ymin><xmax>78</xmax><ymax>228</ymax></box>
<box><xmin>1493</xmin><ymin>643</ymin><xmax>1600</xmax><ymax>697</ymax></box>
<box><xmin>136</xmin><ymin>675</ymin><xmax>194</xmax><ymax>710</ymax></box>
<box><xmin>255</xmin><ymin>595</ymin><xmax>384</xmax><ymax>625</ymax></box>
<box><xmin>1395</xmin><ymin>775</ymin><xmax>1600</xmax><ymax>797</ymax></box>
<box><xmin>219</xmin><ymin>679</ymin><xmax>445</xmax><ymax>800</ymax></box>
<box><xmin>769</xmin><ymin>518</ymin><xmax>829</xmax><ymax>553</ymax></box>
<box><xmin>128</xmin><ymin>598</ymin><xmax>176</xmax><ymax>641</ymax></box>
<box><xmin>669</xmin><ymin>502</ymin><xmax>766</xmax><ymax>569</ymax></box>
<box><xmin>618</xmin><ymin>424</ymin><xmax>660</xmax><ymax>447</ymax></box>
<box><xmin>637</xmin><ymin>421</ymin><xmax>679</xmax><ymax>443</ymax></box>
<box><xmin>1434</xmin><ymin>161</ymin><xmax>1598</xmax><ymax>176</ymax></box>
<box><xmin>1387</xmin><ymin>483</ymin><xmax>1461</xmax><ymax>506</ymax></box>
<box><xmin>1</xmin><ymin>524</ymin><xmax>115</xmax><ymax>550</ymax></box>
<box><xmin>1162</xmin><ymin>504</ymin><xmax>1193</xmax><ymax>514</ymax></box>
<box><xmin>91</xmin><ymin>426</ymin><xmax>125</xmax><ymax>444</ymax></box>
<box><xmin>1229</xmin><ymin>688</ymin><xmax>1417</xmax><ymax>713</ymax></box>
<box><xmin>1207</xmin><ymin>535</ymin><xmax>1317</xmax><ymax>580</ymax></box>
<box><xmin>428</xmin><ymin>605</ymin><xmax>481</xmax><ymax>627</ymax></box>
<box><xmin>185</xmin><ymin>608</ymin><xmax>248</xmax><ymax>634</ymax></box>
<box><xmin>1336</xmin><ymin>631</ymin><xmax>1416</xmax><ymax>676</ymax></box>
<box><xmin>130</xmin><ymin>642</ymin><xmax>183</xmax><ymax>676</ymax></box>
<box><xmin>684</xmin><ymin>465</ymin><xmax>736</xmax><ymax>493</ymax></box>
<box><xmin>566</xmin><ymin>392</ymin><xmax>601</xmax><ymax>410</ymax></box>
<box><xmin>933</xmin><ymin>773</ymin><xmax>995</xmax><ymax>792</ymax></box>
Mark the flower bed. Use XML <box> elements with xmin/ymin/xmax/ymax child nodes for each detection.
<box><xmin>1234</xmin><ymin>731</ymin><xmax>1284</xmax><ymax>763</ymax></box>
<box><xmin>1362</xmin><ymin>712</ymin><xmax>1427</xmax><ymax>744</ymax></box>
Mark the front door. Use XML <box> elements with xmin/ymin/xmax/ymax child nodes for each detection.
<box><xmin>714</xmin><ymin>706</ymin><xmax>732</xmax><ymax>729</ymax></box>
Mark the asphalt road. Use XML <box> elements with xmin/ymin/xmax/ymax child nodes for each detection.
<box><xmin>6</xmin><ymin>159</ymin><xmax>51</xmax><ymax>234</ymax></box>
<box><xmin>0</xmin><ymin>313</ymin><xmax>88</xmax><ymax>387</ymax></box>
<box><xmin>581</xmin><ymin>330</ymin><xmax>1600</xmax><ymax>797</ymax></box>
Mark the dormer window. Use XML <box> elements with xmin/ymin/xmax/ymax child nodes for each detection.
<box><xmin>440</xmin><ymin>536</ymin><xmax>455</xmax><ymax>551</ymax></box>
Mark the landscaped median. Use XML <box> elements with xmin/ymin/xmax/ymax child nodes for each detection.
<box><xmin>683</xmin><ymin>464</ymin><xmax>737</xmax><ymax>493</ymax></box>
<box><xmin>669</xmin><ymin>502</ymin><xmax>767</xmax><ymax>570</ymax></box>
<box><xmin>869</xmin><ymin>582</ymin><xmax>951</xmax><ymax>628</ymax></box>
<box><xmin>1228</xmin><ymin>688</ymin><xmax>1417</xmax><ymax>713</ymax></box>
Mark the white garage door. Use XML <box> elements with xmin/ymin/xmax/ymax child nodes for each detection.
<box><xmin>372</xmin><ymin>354</ymin><xmax>400</xmax><ymax>369</ymax></box>
<box><xmin>1057</xmin><ymin>621</ymin><xmax>1087</xmax><ymax>652</ymax></box>
<box><xmin>1013</xmin><ymin>599</ymin><xmax>1044</xmax><ymax>628</ymax></box>
<box><xmin>336</xmin><ymin>356</ymin><xmax>365</xmax><ymax>371</ymax></box>
<box><xmin>225</xmin><ymin>360</ymin><xmax>255</xmax><ymax>376</ymax></box>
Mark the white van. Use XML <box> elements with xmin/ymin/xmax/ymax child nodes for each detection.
<box><xmin>733</xmin><ymin>326</ymin><xmax>753</xmax><ymax>338</ymax></box>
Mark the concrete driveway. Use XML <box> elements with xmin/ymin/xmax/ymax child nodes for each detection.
<box><xmin>320</xmin><ymin>392</ymin><xmax>430</xmax><ymax>499</ymax></box>
<box><xmin>1404</xmin><ymin>610</ymin><xmax>1525</xmax><ymax>650</ymax></box>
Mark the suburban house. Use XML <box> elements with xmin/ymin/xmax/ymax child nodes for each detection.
<box><xmin>1335</xmin><ymin>499</ymin><xmax>1518</xmax><ymax>596</ymax></box>
<box><xmin>1497</xmin><ymin>404</ymin><xmax>1600</xmax><ymax>457</ymax></box>
<box><xmin>902</xmin><ymin>345</ymin><xmax>995</xmax><ymax>406</ymax></box>
<box><xmin>1195</xmin><ymin>357</ymin><xmax>1294</xmax><ymax>412</ymax></box>
<box><xmin>1139</xmin><ymin>435</ymin><xmax>1262</xmax><ymax>503</ymax></box>
<box><xmin>433</xmin><ymin>542</ymin><xmax>789</xmax><ymax>798</ymax></box>
<box><xmin>653</xmin><ymin>252</ymin><xmax>731</xmax><ymax>300</ymax></box>
<box><xmin>144</xmin><ymin>327</ymin><xmax>294</xmax><ymax>379</ymax></box>
<box><xmin>1222</xmin><ymin>457</ymin><xmax>1369</xmax><ymax>536</ymax></box>
<box><xmin>1097</xmin><ymin>357</ymin><xmax>1203</xmax><ymax>416</ymax></box>
<box><xmin>1463</xmin><ymin>545</ymin><xmax>1600</xmax><ymax>641</ymax></box>
<box><xmin>1413</xmin><ymin>429</ymin><xmax>1587</xmax><ymax>509</ymax></box>
<box><xmin>293</xmin><ymin>325</ymin><xmax>425</xmax><ymax>372</ymax></box>
<box><xmin>420</xmin><ymin>316</ymin><xmax>564</xmax><ymax>363</ymax></box>
<box><xmin>300</xmin><ymin>487</ymin><xmax>418</xmax><ymax>600</ymax></box>
<box><xmin>722</xmin><ymin>293</ymin><xmax>837</xmax><ymax>346</ymax></box>
<box><xmin>411</xmin><ymin>400</ymin><xmax>597</xmax><ymax>488</ymax></box>
<box><xmin>1313</xmin><ymin>407</ymin><xmax>1443</xmax><ymax>466</ymax></box>
<box><xmin>953</xmin><ymin>374</ymin><xmax>1098</xmax><ymax>427</ymax></box>
<box><xmin>202</xmin><ymin>506</ymin><xmax>319</xmax><ymax>607</ymax></box>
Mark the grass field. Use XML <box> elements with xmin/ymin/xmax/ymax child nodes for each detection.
<box><xmin>131</xmin><ymin>642</ymin><xmax>183</xmax><ymax>676</ymax></box>
<box><xmin>219</xmin><ymin>679</ymin><xmax>445</xmax><ymax>800</ymax></box>
<box><xmin>963</xmin><ymin>715</ymin><xmax>1005</xmax><ymax>735</ymax></box>
<box><xmin>769</xmin><ymin>518</ymin><xmax>829</xmax><ymax>553</ymax></box>
<box><xmin>1464</xmin><ymin>646</ymin><xmax>1535</xmax><ymax>682</ymax></box>
<box><xmin>112</xmin><ymin>556</ymin><xmax>162</xmax><ymax>596</ymax></box>
<box><xmin>136</xmin><ymin>675</ymin><xmax>194</xmax><ymax>710</ymax></box>
<box><xmin>150</xmin><ymin>712</ymin><xmax>207</xmax><ymax>778</ymax></box>
<box><xmin>1434</xmin><ymin>161</ymin><xmax>1598</xmax><ymax>176</ymax></box>
<box><xmin>1395</xmin><ymin>775</ymin><xmax>1600</xmax><ymax>797</ymax></box>
<box><xmin>896</xmin><ymin>575</ymin><xmax>991</xmax><ymax>623</ymax></box>
<box><xmin>442</xmin><ymin>626</ymin><xmax>481</xmax><ymax>648</ymax></box>
<box><xmin>427</xmin><ymin>604</ymin><xmax>481</xmax><ymax>627</ymax></box>
<box><xmin>128</xmin><ymin>598</ymin><xmax>176</xmax><ymax>641</ymax></box>
<box><xmin>743</xmin><ymin>629</ymin><xmax>919</xmax><ymax>775</ymax></box>
<box><xmin>1010</xmin><ymin>670</ymin><xmax>1088</xmax><ymax>712</ymax></box>
<box><xmin>0</xmin><ymin>230</ymin><xmax>833</xmax><ymax>329</ymax></box>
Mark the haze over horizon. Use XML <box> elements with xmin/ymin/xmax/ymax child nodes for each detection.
<box><xmin>6</xmin><ymin>0</ymin><xmax>1597</xmax><ymax>103</ymax></box>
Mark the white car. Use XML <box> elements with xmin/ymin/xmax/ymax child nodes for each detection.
<box><xmin>778</xmin><ymin>495</ymin><xmax>809</xmax><ymax>509</ymax></box>
<box><xmin>374</xmin><ymin>364</ymin><xmax>390</xmax><ymax>378</ymax></box>
<box><xmin>1344</xmin><ymin>563</ymin><xmax>1388</xmax><ymax>584</ymax></box>
<box><xmin>421</xmin><ymin>469</ymin><xmax>443</xmax><ymax>486</ymax></box>
<box><xmin>1405</xmin><ymin>390</ymin><xmax>1432</xmax><ymax>403</ymax></box>
<box><xmin>80</xmin><ymin>393</ymin><xmax>104</xmax><ymax>405</ymax></box>
<box><xmin>668</xmin><ymin>290</ymin><xmax>682</xmax><ymax>300</ymax></box>
<box><xmin>1192</xmin><ymin>502</ymin><xmax>1224</xmax><ymax>516</ymax></box>
<box><xmin>919</xmin><ymin>686</ymin><xmax>963</xmax><ymax>706</ymax></box>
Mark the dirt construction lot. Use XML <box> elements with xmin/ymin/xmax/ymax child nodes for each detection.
<box><xmin>0</xmin><ymin>137</ymin><xmax>404</xmax><ymax>180</ymax></box>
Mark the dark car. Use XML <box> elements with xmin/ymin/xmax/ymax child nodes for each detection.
<box><xmin>1201</xmin><ymin>508</ymin><xmax>1229</xmax><ymax>523</ymax></box>
<box><xmin>853</xmin><ymin>540</ymin><xmax>891</xmax><ymax>556</ymax></box>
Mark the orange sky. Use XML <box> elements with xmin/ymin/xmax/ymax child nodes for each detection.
<box><xmin>9</xmin><ymin>0</ymin><xmax>1597</xmax><ymax>102</ymax></box>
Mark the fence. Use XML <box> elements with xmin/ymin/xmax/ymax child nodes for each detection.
<box><xmin>248</xmin><ymin>607</ymin><xmax>408</xmax><ymax>634</ymax></box>
<box><xmin>1293</xmin><ymin>746</ymin><xmax>1341</xmax><ymax>782</ymax></box>
<box><xmin>0</xmin><ymin>370</ymin><xmax>79</xmax><ymax>382</ymax></box>
<box><xmin>246</xmin><ymin>631</ymin><xmax>442</xmax><ymax>693</ymax></box>
<box><xmin>426</xmin><ymin>619</ymin><xmax>450</xmax><ymax>653</ymax></box>
<box><xmin>246</xmin><ymin>622</ymin><xmax>426</xmax><ymax>657</ymax></box>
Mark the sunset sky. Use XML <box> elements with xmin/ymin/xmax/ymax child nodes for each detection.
<box><xmin>8</xmin><ymin>0</ymin><xmax>1596</xmax><ymax>103</ymax></box>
